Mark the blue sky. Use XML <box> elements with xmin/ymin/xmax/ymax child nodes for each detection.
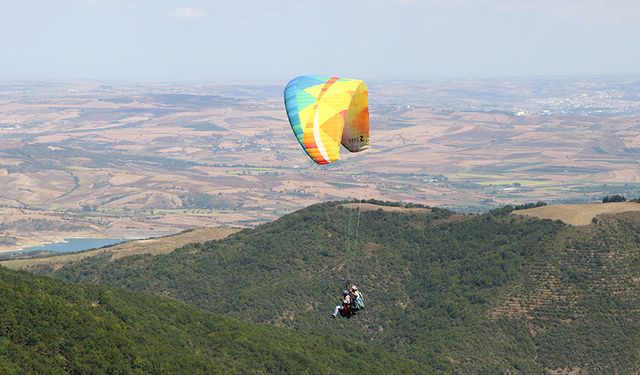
<box><xmin>2</xmin><ymin>0</ymin><xmax>639</xmax><ymax>81</ymax></box>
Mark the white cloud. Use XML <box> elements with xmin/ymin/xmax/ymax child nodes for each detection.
<box><xmin>168</xmin><ymin>7</ymin><xmax>207</xmax><ymax>19</ymax></box>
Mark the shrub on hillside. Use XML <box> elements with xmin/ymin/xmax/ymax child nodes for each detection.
<box><xmin>602</xmin><ymin>195</ymin><xmax>627</xmax><ymax>203</ymax></box>
<box><xmin>514</xmin><ymin>202</ymin><xmax>548</xmax><ymax>210</ymax></box>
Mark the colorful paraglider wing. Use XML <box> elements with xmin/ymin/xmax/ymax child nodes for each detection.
<box><xmin>284</xmin><ymin>76</ymin><xmax>370</xmax><ymax>164</ymax></box>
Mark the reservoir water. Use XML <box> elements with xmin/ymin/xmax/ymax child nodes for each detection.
<box><xmin>16</xmin><ymin>238</ymin><xmax>129</xmax><ymax>254</ymax></box>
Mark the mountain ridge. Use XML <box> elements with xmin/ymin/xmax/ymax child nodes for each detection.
<box><xmin>45</xmin><ymin>200</ymin><xmax>640</xmax><ymax>373</ymax></box>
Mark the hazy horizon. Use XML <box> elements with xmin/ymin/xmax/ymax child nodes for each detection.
<box><xmin>2</xmin><ymin>73</ymin><xmax>640</xmax><ymax>85</ymax></box>
<box><xmin>2</xmin><ymin>0</ymin><xmax>639</xmax><ymax>82</ymax></box>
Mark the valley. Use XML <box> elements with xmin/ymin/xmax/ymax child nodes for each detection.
<box><xmin>1</xmin><ymin>78</ymin><xmax>638</xmax><ymax>251</ymax></box>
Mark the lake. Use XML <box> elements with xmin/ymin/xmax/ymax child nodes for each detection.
<box><xmin>15</xmin><ymin>238</ymin><xmax>129</xmax><ymax>254</ymax></box>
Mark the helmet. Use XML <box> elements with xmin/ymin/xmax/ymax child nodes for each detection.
<box><xmin>342</xmin><ymin>290</ymin><xmax>349</xmax><ymax>296</ymax></box>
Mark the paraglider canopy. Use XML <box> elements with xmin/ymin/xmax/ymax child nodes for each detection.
<box><xmin>284</xmin><ymin>76</ymin><xmax>370</xmax><ymax>164</ymax></box>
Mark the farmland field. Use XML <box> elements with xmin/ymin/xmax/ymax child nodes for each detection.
<box><xmin>1</xmin><ymin>78</ymin><xmax>639</xmax><ymax>251</ymax></box>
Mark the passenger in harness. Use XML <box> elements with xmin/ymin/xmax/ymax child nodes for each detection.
<box><xmin>331</xmin><ymin>290</ymin><xmax>353</xmax><ymax>318</ymax></box>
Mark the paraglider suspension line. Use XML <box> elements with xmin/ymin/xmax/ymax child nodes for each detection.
<box><xmin>344</xmin><ymin>202</ymin><xmax>362</xmax><ymax>287</ymax></box>
<box><xmin>344</xmin><ymin>205</ymin><xmax>353</xmax><ymax>283</ymax></box>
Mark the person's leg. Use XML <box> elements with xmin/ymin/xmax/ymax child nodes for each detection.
<box><xmin>332</xmin><ymin>305</ymin><xmax>340</xmax><ymax>317</ymax></box>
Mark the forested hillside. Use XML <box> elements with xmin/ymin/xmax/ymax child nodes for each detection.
<box><xmin>0</xmin><ymin>266</ymin><xmax>430</xmax><ymax>374</ymax></box>
<box><xmin>49</xmin><ymin>202</ymin><xmax>640</xmax><ymax>374</ymax></box>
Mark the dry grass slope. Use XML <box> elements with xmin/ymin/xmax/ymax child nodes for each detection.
<box><xmin>513</xmin><ymin>202</ymin><xmax>640</xmax><ymax>226</ymax></box>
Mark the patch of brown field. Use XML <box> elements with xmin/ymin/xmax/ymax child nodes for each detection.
<box><xmin>596</xmin><ymin>168</ymin><xmax>640</xmax><ymax>182</ymax></box>
<box><xmin>0</xmin><ymin>227</ymin><xmax>239</xmax><ymax>271</ymax></box>
<box><xmin>0</xmin><ymin>171</ymin><xmax>73</xmax><ymax>204</ymax></box>
<box><xmin>513</xmin><ymin>202</ymin><xmax>640</xmax><ymax>226</ymax></box>
<box><xmin>341</xmin><ymin>203</ymin><xmax>431</xmax><ymax>213</ymax></box>
<box><xmin>108</xmin><ymin>173</ymin><xmax>146</xmax><ymax>185</ymax></box>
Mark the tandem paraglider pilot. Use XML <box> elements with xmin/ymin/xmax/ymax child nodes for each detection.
<box><xmin>331</xmin><ymin>285</ymin><xmax>364</xmax><ymax>319</ymax></box>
